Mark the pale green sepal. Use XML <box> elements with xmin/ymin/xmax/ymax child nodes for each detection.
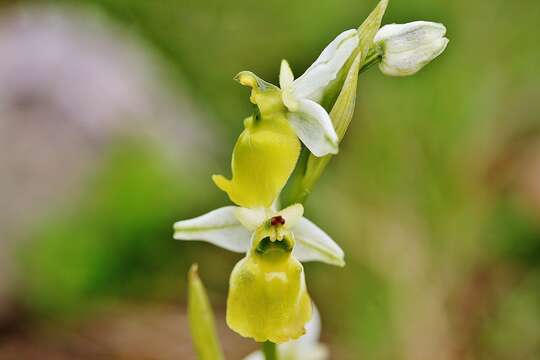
<box><xmin>287</xmin><ymin>98</ymin><xmax>339</xmax><ymax>157</ymax></box>
<box><xmin>292</xmin><ymin>217</ymin><xmax>345</xmax><ymax>267</ymax></box>
<box><xmin>187</xmin><ymin>264</ymin><xmax>225</xmax><ymax>360</ymax></box>
<box><xmin>356</xmin><ymin>0</ymin><xmax>389</xmax><ymax>63</ymax></box>
<box><xmin>174</xmin><ymin>206</ymin><xmax>251</xmax><ymax>253</ymax></box>
<box><xmin>329</xmin><ymin>52</ymin><xmax>362</xmax><ymax>141</ymax></box>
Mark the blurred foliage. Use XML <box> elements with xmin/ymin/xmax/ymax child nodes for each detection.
<box><xmin>19</xmin><ymin>139</ymin><xmax>195</xmax><ymax>313</ymax></box>
<box><xmin>9</xmin><ymin>0</ymin><xmax>540</xmax><ymax>358</ymax></box>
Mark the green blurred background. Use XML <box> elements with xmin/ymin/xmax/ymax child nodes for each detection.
<box><xmin>1</xmin><ymin>0</ymin><xmax>539</xmax><ymax>359</ymax></box>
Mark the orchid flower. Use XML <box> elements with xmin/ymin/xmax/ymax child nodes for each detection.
<box><xmin>212</xmin><ymin>29</ymin><xmax>359</xmax><ymax>208</ymax></box>
<box><xmin>243</xmin><ymin>305</ymin><xmax>328</xmax><ymax>360</ymax></box>
<box><xmin>174</xmin><ymin>203</ymin><xmax>344</xmax><ymax>343</ymax></box>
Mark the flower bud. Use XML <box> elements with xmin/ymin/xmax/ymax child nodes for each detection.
<box><xmin>374</xmin><ymin>21</ymin><xmax>449</xmax><ymax>76</ymax></box>
<box><xmin>213</xmin><ymin>72</ymin><xmax>301</xmax><ymax>208</ymax></box>
<box><xmin>226</xmin><ymin>223</ymin><xmax>312</xmax><ymax>343</ymax></box>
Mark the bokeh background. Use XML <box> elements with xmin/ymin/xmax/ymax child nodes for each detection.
<box><xmin>1</xmin><ymin>0</ymin><xmax>539</xmax><ymax>359</ymax></box>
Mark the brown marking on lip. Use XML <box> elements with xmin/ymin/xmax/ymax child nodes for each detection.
<box><xmin>270</xmin><ymin>215</ymin><xmax>285</xmax><ymax>226</ymax></box>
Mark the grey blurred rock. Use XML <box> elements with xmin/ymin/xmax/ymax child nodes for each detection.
<box><xmin>0</xmin><ymin>3</ymin><xmax>218</xmax><ymax>315</ymax></box>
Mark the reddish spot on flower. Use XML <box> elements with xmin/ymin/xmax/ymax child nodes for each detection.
<box><xmin>270</xmin><ymin>215</ymin><xmax>286</xmax><ymax>226</ymax></box>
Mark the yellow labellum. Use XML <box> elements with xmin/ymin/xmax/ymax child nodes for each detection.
<box><xmin>213</xmin><ymin>73</ymin><xmax>300</xmax><ymax>208</ymax></box>
<box><xmin>226</xmin><ymin>224</ymin><xmax>312</xmax><ymax>343</ymax></box>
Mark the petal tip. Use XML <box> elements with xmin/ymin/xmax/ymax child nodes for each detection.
<box><xmin>212</xmin><ymin>174</ymin><xmax>231</xmax><ymax>192</ymax></box>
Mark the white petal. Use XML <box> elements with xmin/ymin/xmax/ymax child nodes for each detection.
<box><xmin>287</xmin><ymin>99</ymin><xmax>338</xmax><ymax>157</ymax></box>
<box><xmin>234</xmin><ymin>207</ymin><xmax>268</xmax><ymax>231</ymax></box>
<box><xmin>293</xmin><ymin>29</ymin><xmax>359</xmax><ymax>103</ymax></box>
<box><xmin>279</xmin><ymin>59</ymin><xmax>295</xmax><ymax>90</ymax></box>
<box><xmin>292</xmin><ymin>217</ymin><xmax>344</xmax><ymax>266</ymax></box>
<box><xmin>278</xmin><ymin>203</ymin><xmax>304</xmax><ymax>229</ymax></box>
<box><xmin>173</xmin><ymin>206</ymin><xmax>250</xmax><ymax>253</ymax></box>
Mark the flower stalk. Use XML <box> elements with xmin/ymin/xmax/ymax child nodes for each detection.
<box><xmin>263</xmin><ymin>341</ymin><xmax>278</xmax><ymax>360</ymax></box>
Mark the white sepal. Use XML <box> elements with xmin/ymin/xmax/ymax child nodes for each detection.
<box><xmin>294</xmin><ymin>29</ymin><xmax>359</xmax><ymax>103</ymax></box>
<box><xmin>292</xmin><ymin>217</ymin><xmax>345</xmax><ymax>267</ymax></box>
<box><xmin>287</xmin><ymin>98</ymin><xmax>339</xmax><ymax>157</ymax></box>
<box><xmin>173</xmin><ymin>206</ymin><xmax>250</xmax><ymax>253</ymax></box>
<box><xmin>374</xmin><ymin>21</ymin><xmax>449</xmax><ymax>76</ymax></box>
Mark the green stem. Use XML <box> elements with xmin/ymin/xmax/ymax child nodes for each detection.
<box><xmin>262</xmin><ymin>341</ymin><xmax>278</xmax><ymax>360</ymax></box>
<box><xmin>359</xmin><ymin>47</ymin><xmax>382</xmax><ymax>74</ymax></box>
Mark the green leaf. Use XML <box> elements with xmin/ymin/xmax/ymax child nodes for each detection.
<box><xmin>188</xmin><ymin>264</ymin><xmax>225</xmax><ymax>360</ymax></box>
